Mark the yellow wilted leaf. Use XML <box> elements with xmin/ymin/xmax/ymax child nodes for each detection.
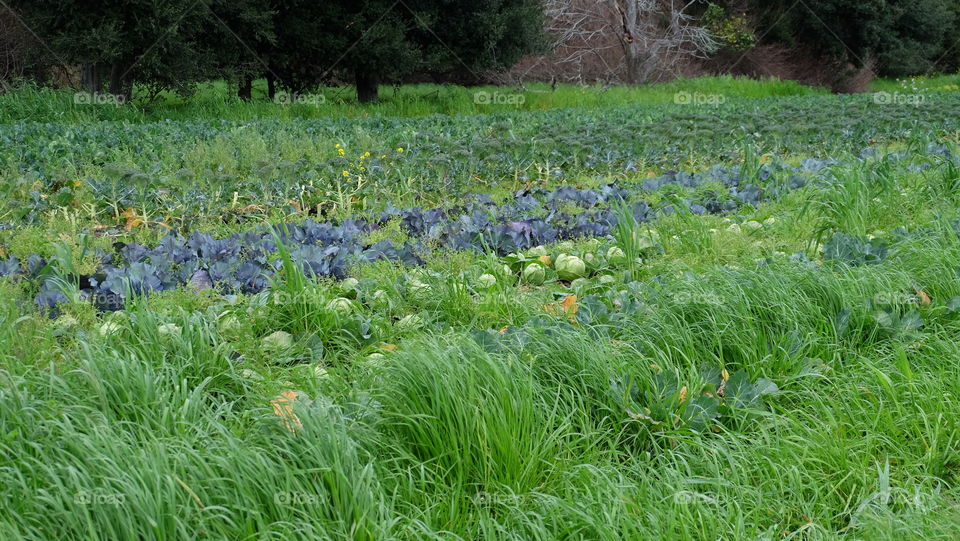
<box><xmin>242</xmin><ymin>204</ymin><xmax>267</xmax><ymax>213</ymax></box>
<box><xmin>559</xmin><ymin>295</ymin><xmax>579</xmax><ymax>319</ymax></box>
<box><xmin>917</xmin><ymin>290</ymin><xmax>932</xmax><ymax>305</ymax></box>
<box><xmin>121</xmin><ymin>208</ymin><xmax>142</xmax><ymax>230</ymax></box>
<box><xmin>380</xmin><ymin>344</ymin><xmax>397</xmax><ymax>351</ymax></box>
<box><xmin>271</xmin><ymin>390</ymin><xmax>302</xmax><ymax>433</ymax></box>
<box><xmin>121</xmin><ymin>208</ymin><xmax>172</xmax><ymax>231</ymax></box>
<box><xmin>678</xmin><ymin>386</ymin><xmax>688</xmax><ymax>403</ymax></box>
<box><xmin>546</xmin><ymin>295</ymin><xmax>580</xmax><ymax>324</ymax></box>
<box><xmin>538</xmin><ymin>255</ymin><xmax>552</xmax><ymax>266</ymax></box>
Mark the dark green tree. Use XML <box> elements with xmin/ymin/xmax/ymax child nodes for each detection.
<box><xmin>10</xmin><ymin>0</ymin><xmax>222</xmax><ymax>100</ymax></box>
<box><xmin>407</xmin><ymin>0</ymin><xmax>548</xmax><ymax>83</ymax></box>
<box><xmin>269</xmin><ymin>0</ymin><xmax>546</xmax><ymax>102</ymax></box>
<box><xmin>11</xmin><ymin>0</ymin><xmax>546</xmax><ymax>102</ymax></box>
<box><xmin>874</xmin><ymin>0</ymin><xmax>956</xmax><ymax>76</ymax></box>
<box><xmin>202</xmin><ymin>0</ymin><xmax>279</xmax><ymax>100</ymax></box>
<box><xmin>932</xmin><ymin>3</ymin><xmax>960</xmax><ymax>74</ymax></box>
<box><xmin>733</xmin><ymin>0</ymin><xmax>956</xmax><ymax>78</ymax></box>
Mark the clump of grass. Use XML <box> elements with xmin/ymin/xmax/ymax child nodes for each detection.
<box><xmin>360</xmin><ymin>217</ymin><xmax>410</xmax><ymax>246</ymax></box>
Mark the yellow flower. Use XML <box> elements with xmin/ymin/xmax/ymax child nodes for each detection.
<box><xmin>342</xmin><ymin>170</ymin><xmax>350</xmax><ymax>177</ymax></box>
<box><xmin>363</xmin><ymin>152</ymin><xmax>371</xmax><ymax>158</ymax></box>
<box><xmin>396</xmin><ymin>147</ymin><xmax>404</xmax><ymax>153</ymax></box>
<box><xmin>337</xmin><ymin>148</ymin><xmax>345</xmax><ymax>156</ymax></box>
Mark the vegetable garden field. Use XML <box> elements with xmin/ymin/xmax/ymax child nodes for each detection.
<box><xmin>2</xmin><ymin>80</ymin><xmax>960</xmax><ymax>539</ymax></box>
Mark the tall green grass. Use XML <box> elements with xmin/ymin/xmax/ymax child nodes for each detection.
<box><xmin>0</xmin><ymin>76</ymin><xmax>825</xmax><ymax>123</ymax></box>
<box><xmin>3</xmin><ymin>73</ymin><xmax>957</xmax><ymax>124</ymax></box>
<box><xmin>870</xmin><ymin>73</ymin><xmax>960</xmax><ymax>93</ymax></box>
<box><xmin>5</xmin><ymin>156</ymin><xmax>960</xmax><ymax>537</ymax></box>
<box><xmin>5</xmin><ymin>244</ymin><xmax>960</xmax><ymax>538</ymax></box>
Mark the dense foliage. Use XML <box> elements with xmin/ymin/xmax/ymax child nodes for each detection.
<box><xmin>6</xmin><ymin>144</ymin><xmax>955</xmax><ymax>313</ymax></box>
<box><xmin>4</xmin><ymin>0</ymin><xmax>956</xmax><ymax>101</ymax></box>
<box><xmin>1</xmin><ymin>92</ymin><xmax>957</xmax><ymax>224</ymax></box>
<box><xmin>7</xmin><ymin>0</ymin><xmax>546</xmax><ymax>102</ymax></box>
<box><xmin>732</xmin><ymin>0</ymin><xmax>959</xmax><ymax>77</ymax></box>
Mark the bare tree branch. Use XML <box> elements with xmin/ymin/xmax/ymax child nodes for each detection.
<box><xmin>543</xmin><ymin>0</ymin><xmax>715</xmax><ymax>84</ymax></box>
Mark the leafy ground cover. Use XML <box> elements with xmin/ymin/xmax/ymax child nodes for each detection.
<box><xmin>2</xmin><ymin>82</ymin><xmax>960</xmax><ymax>539</ymax></box>
<box><xmin>1</xmin><ymin>92</ymin><xmax>958</xmax><ymax>230</ymax></box>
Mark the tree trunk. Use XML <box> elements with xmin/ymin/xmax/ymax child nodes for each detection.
<box><xmin>238</xmin><ymin>77</ymin><xmax>253</xmax><ymax>101</ymax></box>
<box><xmin>638</xmin><ymin>56</ymin><xmax>659</xmax><ymax>84</ymax></box>
<box><xmin>86</xmin><ymin>64</ymin><xmax>105</xmax><ymax>94</ymax></box>
<box><xmin>109</xmin><ymin>63</ymin><xmax>122</xmax><ymax>95</ymax></box>
<box><xmin>624</xmin><ymin>43</ymin><xmax>644</xmax><ymax>85</ymax></box>
<box><xmin>623</xmin><ymin>42</ymin><xmax>659</xmax><ymax>85</ymax></box>
<box><xmin>119</xmin><ymin>77</ymin><xmax>133</xmax><ymax>104</ymax></box>
<box><xmin>624</xmin><ymin>49</ymin><xmax>640</xmax><ymax>85</ymax></box>
<box><xmin>618</xmin><ymin>1</ymin><xmax>644</xmax><ymax>85</ymax></box>
<box><xmin>266</xmin><ymin>73</ymin><xmax>277</xmax><ymax>101</ymax></box>
<box><xmin>355</xmin><ymin>70</ymin><xmax>379</xmax><ymax>103</ymax></box>
<box><xmin>96</xmin><ymin>64</ymin><xmax>108</xmax><ymax>93</ymax></box>
<box><xmin>80</xmin><ymin>64</ymin><xmax>93</xmax><ymax>94</ymax></box>
<box><xmin>82</xmin><ymin>64</ymin><xmax>94</xmax><ymax>93</ymax></box>
<box><xmin>110</xmin><ymin>63</ymin><xmax>133</xmax><ymax>103</ymax></box>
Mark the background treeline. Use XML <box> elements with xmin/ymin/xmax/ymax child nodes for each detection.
<box><xmin>743</xmin><ymin>0</ymin><xmax>959</xmax><ymax>77</ymax></box>
<box><xmin>527</xmin><ymin>0</ymin><xmax>958</xmax><ymax>92</ymax></box>
<box><xmin>0</xmin><ymin>0</ymin><xmax>957</xmax><ymax>102</ymax></box>
<box><xmin>721</xmin><ymin>0</ymin><xmax>959</xmax><ymax>90</ymax></box>
<box><xmin>2</xmin><ymin>0</ymin><xmax>545</xmax><ymax>102</ymax></box>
